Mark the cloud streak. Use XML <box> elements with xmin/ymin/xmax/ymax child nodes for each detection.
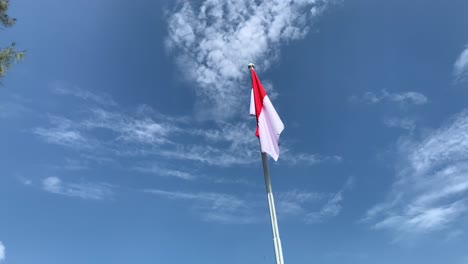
<box><xmin>167</xmin><ymin>0</ymin><xmax>337</xmax><ymax>119</ymax></box>
<box><xmin>306</xmin><ymin>191</ymin><xmax>344</xmax><ymax>223</ymax></box>
<box><xmin>42</xmin><ymin>177</ymin><xmax>113</xmax><ymax>200</ymax></box>
<box><xmin>33</xmin><ymin>118</ymin><xmax>90</xmax><ymax>149</ymax></box>
<box><xmin>354</xmin><ymin>90</ymin><xmax>428</xmax><ymax>105</ymax></box>
<box><xmin>34</xmin><ymin>105</ymin><xmax>336</xmax><ymax>168</ymax></box>
<box><xmin>277</xmin><ymin>189</ymin><xmax>324</xmax><ymax>215</ymax></box>
<box><xmin>383</xmin><ymin>117</ymin><xmax>416</xmax><ymax>131</ymax></box>
<box><xmin>276</xmin><ymin>178</ymin><xmax>352</xmax><ymax>223</ymax></box>
<box><xmin>454</xmin><ymin>45</ymin><xmax>468</xmax><ymax>83</ymax></box>
<box><xmin>145</xmin><ymin>189</ymin><xmax>257</xmax><ymax>224</ymax></box>
<box><xmin>51</xmin><ymin>81</ymin><xmax>117</xmax><ymax>107</ymax></box>
<box><xmin>133</xmin><ymin>165</ymin><xmax>196</xmax><ymax>180</ymax></box>
<box><xmin>305</xmin><ymin>177</ymin><xmax>353</xmax><ymax>223</ymax></box>
<box><xmin>364</xmin><ymin>110</ymin><xmax>468</xmax><ymax>239</ymax></box>
<box><xmin>0</xmin><ymin>241</ymin><xmax>4</xmax><ymax>262</ymax></box>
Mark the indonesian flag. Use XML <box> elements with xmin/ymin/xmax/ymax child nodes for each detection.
<box><xmin>249</xmin><ymin>67</ymin><xmax>284</xmax><ymax>161</ymax></box>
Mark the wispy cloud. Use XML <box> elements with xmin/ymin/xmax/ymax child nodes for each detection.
<box><xmin>48</xmin><ymin>155</ymin><xmax>115</xmax><ymax>171</ymax></box>
<box><xmin>305</xmin><ymin>177</ymin><xmax>353</xmax><ymax>223</ymax></box>
<box><xmin>454</xmin><ymin>45</ymin><xmax>468</xmax><ymax>83</ymax></box>
<box><xmin>18</xmin><ymin>176</ymin><xmax>32</xmax><ymax>186</ymax></box>
<box><xmin>42</xmin><ymin>177</ymin><xmax>113</xmax><ymax>200</ymax></box>
<box><xmin>281</xmin><ymin>150</ymin><xmax>342</xmax><ymax>166</ymax></box>
<box><xmin>33</xmin><ymin>116</ymin><xmax>90</xmax><ymax>149</ymax></box>
<box><xmin>33</xmin><ymin>85</ymin><xmax>340</xmax><ymax>193</ymax></box>
<box><xmin>277</xmin><ymin>190</ymin><xmax>324</xmax><ymax>215</ymax></box>
<box><xmin>82</xmin><ymin>108</ymin><xmax>178</xmax><ymax>146</ymax></box>
<box><xmin>461</xmin><ymin>256</ymin><xmax>468</xmax><ymax>264</ymax></box>
<box><xmin>158</xmin><ymin>122</ymin><xmax>259</xmax><ymax>166</ymax></box>
<box><xmin>0</xmin><ymin>93</ymin><xmax>34</xmax><ymax>119</ymax></box>
<box><xmin>306</xmin><ymin>191</ymin><xmax>344</xmax><ymax>223</ymax></box>
<box><xmin>145</xmin><ymin>189</ymin><xmax>257</xmax><ymax>224</ymax></box>
<box><xmin>444</xmin><ymin>229</ymin><xmax>464</xmax><ymax>242</ymax></box>
<box><xmin>145</xmin><ymin>178</ymin><xmax>351</xmax><ymax>224</ymax></box>
<box><xmin>133</xmin><ymin>165</ymin><xmax>196</xmax><ymax>180</ymax></box>
<box><xmin>276</xmin><ymin>178</ymin><xmax>352</xmax><ymax>223</ymax></box>
<box><xmin>33</xmin><ymin>107</ymin><xmax>178</xmax><ymax>158</ymax></box>
<box><xmin>0</xmin><ymin>241</ymin><xmax>4</xmax><ymax>262</ymax></box>
<box><xmin>34</xmin><ymin>103</ymin><xmax>334</xmax><ymax>168</ymax></box>
<box><xmin>211</xmin><ymin>176</ymin><xmax>253</xmax><ymax>186</ymax></box>
<box><xmin>167</xmin><ymin>0</ymin><xmax>337</xmax><ymax>119</ymax></box>
<box><xmin>51</xmin><ymin>81</ymin><xmax>117</xmax><ymax>107</ymax></box>
<box><xmin>0</xmin><ymin>101</ymin><xmax>31</xmax><ymax>119</ymax></box>
<box><xmin>383</xmin><ymin>117</ymin><xmax>416</xmax><ymax>131</ymax></box>
<box><xmin>60</xmin><ymin>158</ymin><xmax>90</xmax><ymax>170</ymax></box>
<box><xmin>352</xmin><ymin>90</ymin><xmax>428</xmax><ymax>105</ymax></box>
<box><xmin>364</xmin><ymin>110</ymin><xmax>468</xmax><ymax>239</ymax></box>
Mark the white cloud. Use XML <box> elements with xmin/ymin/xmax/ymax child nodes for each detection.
<box><xmin>167</xmin><ymin>0</ymin><xmax>337</xmax><ymax>119</ymax></box>
<box><xmin>454</xmin><ymin>45</ymin><xmax>468</xmax><ymax>83</ymax></box>
<box><xmin>51</xmin><ymin>81</ymin><xmax>117</xmax><ymax>107</ymax></box>
<box><xmin>0</xmin><ymin>241</ymin><xmax>4</xmax><ymax>262</ymax></box>
<box><xmin>355</xmin><ymin>90</ymin><xmax>428</xmax><ymax>105</ymax></box>
<box><xmin>364</xmin><ymin>110</ymin><xmax>468</xmax><ymax>238</ymax></box>
<box><xmin>145</xmin><ymin>189</ymin><xmax>257</xmax><ymax>224</ymax></box>
<box><xmin>42</xmin><ymin>177</ymin><xmax>113</xmax><ymax>200</ymax></box>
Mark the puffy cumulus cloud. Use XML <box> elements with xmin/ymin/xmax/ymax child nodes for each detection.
<box><xmin>166</xmin><ymin>0</ymin><xmax>337</xmax><ymax>119</ymax></box>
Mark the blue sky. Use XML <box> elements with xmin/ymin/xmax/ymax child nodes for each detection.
<box><xmin>2</xmin><ymin>0</ymin><xmax>468</xmax><ymax>263</ymax></box>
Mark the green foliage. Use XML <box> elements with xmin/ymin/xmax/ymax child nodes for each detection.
<box><xmin>0</xmin><ymin>0</ymin><xmax>24</xmax><ymax>79</ymax></box>
<box><xmin>0</xmin><ymin>0</ymin><xmax>16</xmax><ymax>27</ymax></box>
<box><xmin>0</xmin><ymin>43</ymin><xmax>24</xmax><ymax>78</ymax></box>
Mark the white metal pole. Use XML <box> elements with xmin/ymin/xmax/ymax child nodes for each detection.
<box><xmin>261</xmin><ymin>152</ymin><xmax>285</xmax><ymax>264</ymax></box>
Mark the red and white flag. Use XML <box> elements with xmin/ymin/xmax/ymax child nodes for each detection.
<box><xmin>250</xmin><ymin>67</ymin><xmax>284</xmax><ymax>161</ymax></box>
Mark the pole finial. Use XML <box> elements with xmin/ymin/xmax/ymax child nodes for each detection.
<box><xmin>248</xmin><ymin>63</ymin><xmax>255</xmax><ymax>70</ymax></box>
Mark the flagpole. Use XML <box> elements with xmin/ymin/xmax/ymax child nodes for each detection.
<box><xmin>261</xmin><ymin>152</ymin><xmax>285</xmax><ymax>264</ymax></box>
<box><xmin>249</xmin><ymin>63</ymin><xmax>285</xmax><ymax>264</ymax></box>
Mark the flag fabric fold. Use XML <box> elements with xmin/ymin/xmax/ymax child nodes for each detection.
<box><xmin>249</xmin><ymin>68</ymin><xmax>284</xmax><ymax>161</ymax></box>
